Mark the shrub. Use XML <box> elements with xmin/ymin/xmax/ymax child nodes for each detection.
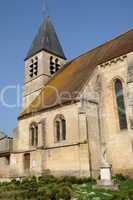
<box><xmin>62</xmin><ymin>176</ymin><xmax>79</xmax><ymax>184</ymax></box>
<box><xmin>0</xmin><ymin>190</ymin><xmax>27</xmax><ymax>200</ymax></box>
<box><xmin>119</xmin><ymin>180</ymin><xmax>133</xmax><ymax>191</ymax></box>
<box><xmin>77</xmin><ymin>176</ymin><xmax>96</xmax><ymax>184</ymax></box>
<box><xmin>113</xmin><ymin>174</ymin><xmax>129</xmax><ymax>183</ymax></box>
<box><xmin>0</xmin><ymin>175</ymin><xmax>97</xmax><ymax>199</ymax></box>
<box><xmin>11</xmin><ymin>179</ymin><xmax>21</xmax><ymax>187</ymax></box>
<box><xmin>54</xmin><ymin>185</ymin><xmax>72</xmax><ymax>200</ymax></box>
<box><xmin>20</xmin><ymin>178</ymin><xmax>31</xmax><ymax>190</ymax></box>
<box><xmin>56</xmin><ymin>176</ymin><xmax>95</xmax><ymax>185</ymax></box>
<box><xmin>37</xmin><ymin>187</ymin><xmax>51</xmax><ymax>200</ymax></box>
<box><xmin>38</xmin><ymin>175</ymin><xmax>57</xmax><ymax>186</ymax></box>
<box><xmin>27</xmin><ymin>176</ymin><xmax>38</xmax><ymax>198</ymax></box>
<box><xmin>128</xmin><ymin>189</ymin><xmax>133</xmax><ymax>200</ymax></box>
<box><xmin>110</xmin><ymin>194</ymin><xmax>126</xmax><ymax>200</ymax></box>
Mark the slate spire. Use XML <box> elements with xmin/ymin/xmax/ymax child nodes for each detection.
<box><xmin>25</xmin><ymin>16</ymin><xmax>66</xmax><ymax>60</ymax></box>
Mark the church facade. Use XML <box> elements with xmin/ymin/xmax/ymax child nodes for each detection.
<box><xmin>1</xmin><ymin>17</ymin><xmax>133</xmax><ymax>179</ymax></box>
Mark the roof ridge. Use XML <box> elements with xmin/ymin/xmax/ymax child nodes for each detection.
<box><xmin>75</xmin><ymin>28</ymin><xmax>133</xmax><ymax>61</ymax></box>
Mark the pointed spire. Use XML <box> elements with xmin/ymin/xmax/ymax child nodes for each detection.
<box><xmin>25</xmin><ymin>16</ymin><xmax>66</xmax><ymax>60</ymax></box>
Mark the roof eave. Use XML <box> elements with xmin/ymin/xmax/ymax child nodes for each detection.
<box><xmin>18</xmin><ymin>99</ymin><xmax>79</xmax><ymax>120</ymax></box>
<box><xmin>24</xmin><ymin>48</ymin><xmax>67</xmax><ymax>61</ymax></box>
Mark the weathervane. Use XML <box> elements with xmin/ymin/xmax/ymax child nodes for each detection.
<box><xmin>42</xmin><ymin>0</ymin><xmax>50</xmax><ymax>18</ymax></box>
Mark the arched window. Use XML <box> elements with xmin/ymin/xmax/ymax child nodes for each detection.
<box><xmin>30</xmin><ymin>123</ymin><xmax>38</xmax><ymax>147</ymax></box>
<box><xmin>54</xmin><ymin>115</ymin><xmax>66</xmax><ymax>142</ymax></box>
<box><xmin>114</xmin><ymin>79</ymin><xmax>127</xmax><ymax>130</ymax></box>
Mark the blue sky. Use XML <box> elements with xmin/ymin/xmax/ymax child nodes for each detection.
<box><xmin>0</xmin><ymin>0</ymin><xmax>133</xmax><ymax>135</ymax></box>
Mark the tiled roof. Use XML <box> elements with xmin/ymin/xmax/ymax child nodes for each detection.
<box><xmin>19</xmin><ymin>29</ymin><xmax>133</xmax><ymax>119</ymax></box>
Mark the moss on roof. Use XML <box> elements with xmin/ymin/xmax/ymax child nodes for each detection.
<box><xmin>19</xmin><ymin>29</ymin><xmax>133</xmax><ymax>119</ymax></box>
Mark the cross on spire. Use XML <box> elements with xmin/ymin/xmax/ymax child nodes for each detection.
<box><xmin>42</xmin><ymin>0</ymin><xmax>49</xmax><ymax>18</ymax></box>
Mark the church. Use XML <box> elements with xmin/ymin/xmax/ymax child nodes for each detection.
<box><xmin>0</xmin><ymin>16</ymin><xmax>133</xmax><ymax>179</ymax></box>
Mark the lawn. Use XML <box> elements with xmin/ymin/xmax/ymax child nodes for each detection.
<box><xmin>0</xmin><ymin>174</ymin><xmax>133</xmax><ymax>200</ymax></box>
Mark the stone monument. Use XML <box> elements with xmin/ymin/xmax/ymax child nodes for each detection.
<box><xmin>98</xmin><ymin>143</ymin><xmax>114</xmax><ymax>187</ymax></box>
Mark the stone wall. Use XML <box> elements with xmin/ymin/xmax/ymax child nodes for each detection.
<box><xmin>11</xmin><ymin>103</ymin><xmax>95</xmax><ymax>177</ymax></box>
<box><xmin>0</xmin><ymin>157</ymin><xmax>10</xmax><ymax>178</ymax></box>
<box><xmin>98</xmin><ymin>55</ymin><xmax>133</xmax><ymax>177</ymax></box>
<box><xmin>0</xmin><ymin>137</ymin><xmax>13</xmax><ymax>153</ymax></box>
<box><xmin>9</xmin><ymin>53</ymin><xmax>133</xmax><ymax>179</ymax></box>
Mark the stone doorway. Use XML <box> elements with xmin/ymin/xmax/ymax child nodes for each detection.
<box><xmin>24</xmin><ymin>153</ymin><xmax>30</xmax><ymax>172</ymax></box>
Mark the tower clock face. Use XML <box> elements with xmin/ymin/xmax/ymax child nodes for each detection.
<box><xmin>50</xmin><ymin>56</ymin><xmax>60</xmax><ymax>75</ymax></box>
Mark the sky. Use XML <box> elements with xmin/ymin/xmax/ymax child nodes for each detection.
<box><xmin>0</xmin><ymin>0</ymin><xmax>133</xmax><ymax>135</ymax></box>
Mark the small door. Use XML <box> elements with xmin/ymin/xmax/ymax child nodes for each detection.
<box><xmin>24</xmin><ymin>153</ymin><xmax>30</xmax><ymax>171</ymax></box>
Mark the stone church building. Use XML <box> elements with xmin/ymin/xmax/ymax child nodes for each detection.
<box><xmin>0</xmin><ymin>16</ymin><xmax>133</xmax><ymax>179</ymax></box>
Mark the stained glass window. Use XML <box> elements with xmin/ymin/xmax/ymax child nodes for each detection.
<box><xmin>62</xmin><ymin>119</ymin><xmax>66</xmax><ymax>140</ymax></box>
<box><xmin>30</xmin><ymin>123</ymin><xmax>38</xmax><ymax>147</ymax></box>
<box><xmin>115</xmin><ymin>79</ymin><xmax>127</xmax><ymax>129</ymax></box>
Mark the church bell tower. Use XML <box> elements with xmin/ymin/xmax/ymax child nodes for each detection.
<box><xmin>23</xmin><ymin>16</ymin><xmax>66</xmax><ymax>109</ymax></box>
